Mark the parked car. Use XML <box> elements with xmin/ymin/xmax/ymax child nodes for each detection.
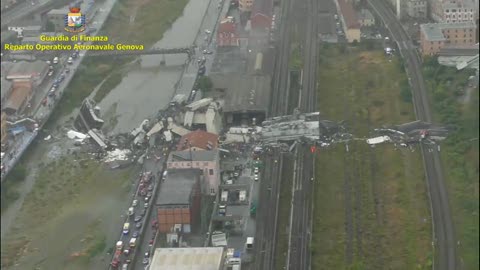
<box><xmin>132</xmin><ymin>231</ymin><xmax>139</xmax><ymax>238</ymax></box>
<box><xmin>147</xmin><ymin>185</ymin><xmax>153</xmax><ymax>191</ymax></box>
<box><xmin>134</xmin><ymin>216</ymin><xmax>142</xmax><ymax>222</ymax></box>
<box><xmin>65</xmin><ymin>68</ymin><xmax>70</xmax><ymax>73</ymax></box>
<box><xmin>146</xmin><ymin>192</ymin><xmax>152</xmax><ymax>198</ymax></box>
<box><xmin>135</xmin><ymin>222</ymin><xmax>142</xmax><ymax>229</ymax></box>
<box><xmin>140</xmin><ymin>209</ymin><xmax>146</xmax><ymax>216</ymax></box>
<box><xmin>144</xmin><ymin>251</ymin><xmax>150</xmax><ymax>258</ymax></box>
<box><xmin>142</xmin><ymin>258</ymin><xmax>149</xmax><ymax>265</ymax></box>
<box><xmin>132</xmin><ymin>199</ymin><xmax>138</xmax><ymax>207</ymax></box>
<box><xmin>144</xmin><ymin>202</ymin><xmax>149</xmax><ymax>208</ymax></box>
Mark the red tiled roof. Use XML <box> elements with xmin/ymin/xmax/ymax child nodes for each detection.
<box><xmin>251</xmin><ymin>0</ymin><xmax>273</xmax><ymax>18</ymax></box>
<box><xmin>338</xmin><ymin>0</ymin><xmax>360</xmax><ymax>29</ymax></box>
<box><xmin>177</xmin><ymin>130</ymin><xmax>219</xmax><ymax>151</ymax></box>
<box><xmin>4</xmin><ymin>80</ymin><xmax>32</xmax><ymax>112</ymax></box>
<box><xmin>218</xmin><ymin>21</ymin><xmax>236</xmax><ymax>33</ymax></box>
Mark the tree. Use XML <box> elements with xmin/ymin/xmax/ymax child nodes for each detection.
<box><xmin>196</xmin><ymin>76</ymin><xmax>213</xmax><ymax>92</ymax></box>
<box><xmin>45</xmin><ymin>20</ymin><xmax>55</xmax><ymax>32</ymax></box>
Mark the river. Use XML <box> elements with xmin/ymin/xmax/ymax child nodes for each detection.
<box><xmin>97</xmin><ymin>0</ymin><xmax>213</xmax><ymax>134</ymax></box>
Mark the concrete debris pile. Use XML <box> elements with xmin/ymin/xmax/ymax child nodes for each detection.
<box><xmin>67</xmin><ymin>130</ymin><xmax>88</xmax><ymax>142</ymax></box>
<box><xmin>103</xmin><ymin>148</ymin><xmax>133</xmax><ymax>169</ymax></box>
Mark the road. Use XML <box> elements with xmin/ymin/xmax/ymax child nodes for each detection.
<box><xmin>367</xmin><ymin>1</ymin><xmax>457</xmax><ymax>269</ymax></box>
<box><xmin>286</xmin><ymin>0</ymin><xmax>318</xmax><ymax>268</ymax></box>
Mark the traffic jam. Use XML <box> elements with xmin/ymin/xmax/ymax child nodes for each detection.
<box><xmin>110</xmin><ymin>171</ymin><xmax>159</xmax><ymax>269</ymax></box>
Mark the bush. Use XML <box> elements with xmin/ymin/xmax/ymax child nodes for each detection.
<box><xmin>399</xmin><ymin>79</ymin><xmax>412</xmax><ymax>102</ymax></box>
<box><xmin>196</xmin><ymin>76</ymin><xmax>213</xmax><ymax>92</ymax></box>
<box><xmin>9</xmin><ymin>164</ymin><xmax>27</xmax><ymax>182</ymax></box>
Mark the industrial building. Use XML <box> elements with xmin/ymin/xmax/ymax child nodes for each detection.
<box><xmin>167</xmin><ymin>150</ymin><xmax>221</xmax><ymax>195</ymax></box>
<box><xmin>5</xmin><ymin>60</ymin><xmax>49</xmax><ymax>87</ymax></box>
<box><xmin>420</xmin><ymin>21</ymin><xmax>477</xmax><ymax>55</ymax></box>
<box><xmin>406</xmin><ymin>0</ymin><xmax>427</xmax><ymax>19</ymax></box>
<box><xmin>3</xmin><ymin>80</ymin><xmax>33</xmax><ymax>115</ymax></box>
<box><xmin>209</xmin><ymin>74</ymin><xmax>271</xmax><ymax>126</ymax></box>
<box><xmin>250</xmin><ymin>0</ymin><xmax>273</xmax><ymax>31</ymax></box>
<box><xmin>218</xmin><ymin>17</ymin><xmax>240</xmax><ymax>47</ymax></box>
<box><xmin>156</xmin><ymin>169</ymin><xmax>202</xmax><ymax>234</ymax></box>
<box><xmin>149</xmin><ymin>247</ymin><xmax>225</xmax><ymax>270</ymax></box>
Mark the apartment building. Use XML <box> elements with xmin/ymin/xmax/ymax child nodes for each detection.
<box><xmin>420</xmin><ymin>21</ymin><xmax>477</xmax><ymax>55</ymax></box>
<box><xmin>407</xmin><ymin>0</ymin><xmax>428</xmax><ymax>18</ymax></box>
<box><xmin>431</xmin><ymin>0</ymin><xmax>477</xmax><ymax>23</ymax></box>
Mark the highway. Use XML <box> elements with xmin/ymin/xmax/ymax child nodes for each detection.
<box><xmin>286</xmin><ymin>0</ymin><xmax>318</xmax><ymax>268</ymax></box>
<box><xmin>367</xmin><ymin>1</ymin><xmax>457</xmax><ymax>269</ymax></box>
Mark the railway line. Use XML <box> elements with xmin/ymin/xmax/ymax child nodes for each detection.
<box><xmin>367</xmin><ymin>1</ymin><xmax>457</xmax><ymax>269</ymax></box>
<box><xmin>286</xmin><ymin>0</ymin><xmax>318</xmax><ymax>268</ymax></box>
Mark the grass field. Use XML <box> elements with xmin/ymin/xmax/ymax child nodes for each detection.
<box><xmin>1</xmin><ymin>153</ymin><xmax>136</xmax><ymax>269</ymax></box>
<box><xmin>312</xmin><ymin>45</ymin><xmax>432</xmax><ymax>270</ymax></box>
<box><xmin>47</xmin><ymin>0</ymin><xmax>189</xmax><ymax>125</ymax></box>
<box><xmin>422</xmin><ymin>58</ymin><xmax>479</xmax><ymax>270</ymax></box>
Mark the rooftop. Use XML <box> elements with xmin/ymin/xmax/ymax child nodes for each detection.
<box><xmin>421</xmin><ymin>22</ymin><xmax>477</xmax><ymax>41</ymax></box>
<box><xmin>358</xmin><ymin>9</ymin><xmax>374</xmax><ymax>21</ymax></box>
<box><xmin>156</xmin><ymin>169</ymin><xmax>201</xmax><ymax>205</ymax></box>
<box><xmin>337</xmin><ymin>0</ymin><xmax>360</xmax><ymax>29</ymax></box>
<box><xmin>251</xmin><ymin>0</ymin><xmax>273</xmax><ymax>17</ymax></box>
<box><xmin>4</xmin><ymin>80</ymin><xmax>32</xmax><ymax>112</ymax></box>
<box><xmin>177</xmin><ymin>130</ymin><xmax>219</xmax><ymax>151</ymax></box>
<box><xmin>1</xmin><ymin>77</ymin><xmax>13</xmax><ymax>101</ymax></box>
<box><xmin>168</xmin><ymin>150</ymin><xmax>218</xmax><ymax>162</ymax></box>
<box><xmin>318</xmin><ymin>13</ymin><xmax>336</xmax><ymax>35</ymax></box>
<box><xmin>209</xmin><ymin>74</ymin><xmax>271</xmax><ymax>113</ymax></box>
<box><xmin>150</xmin><ymin>247</ymin><xmax>225</xmax><ymax>270</ymax></box>
<box><xmin>218</xmin><ymin>19</ymin><xmax>236</xmax><ymax>33</ymax></box>
<box><xmin>6</xmin><ymin>61</ymin><xmax>49</xmax><ymax>78</ymax></box>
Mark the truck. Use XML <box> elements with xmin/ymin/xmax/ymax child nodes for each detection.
<box><xmin>129</xmin><ymin>237</ymin><xmax>136</xmax><ymax>248</ymax></box>
<box><xmin>111</xmin><ymin>249</ymin><xmax>122</xmax><ymax>268</ymax></box>
<box><xmin>221</xmin><ymin>191</ymin><xmax>228</xmax><ymax>202</ymax></box>
<box><xmin>127</xmin><ymin>207</ymin><xmax>134</xmax><ymax>217</ymax></box>
<box><xmin>123</xmin><ymin>223</ymin><xmax>130</xmax><ymax>235</ymax></box>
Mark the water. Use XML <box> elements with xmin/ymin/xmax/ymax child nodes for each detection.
<box><xmin>98</xmin><ymin>0</ymin><xmax>211</xmax><ymax>134</ymax></box>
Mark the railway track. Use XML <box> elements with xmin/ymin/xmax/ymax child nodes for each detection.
<box><xmin>367</xmin><ymin>1</ymin><xmax>457</xmax><ymax>269</ymax></box>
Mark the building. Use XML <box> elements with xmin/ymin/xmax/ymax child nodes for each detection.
<box><xmin>250</xmin><ymin>0</ymin><xmax>273</xmax><ymax>31</ymax></box>
<box><xmin>156</xmin><ymin>169</ymin><xmax>202</xmax><ymax>234</ymax></box>
<box><xmin>209</xmin><ymin>74</ymin><xmax>272</xmax><ymax>125</ymax></box>
<box><xmin>358</xmin><ymin>9</ymin><xmax>375</xmax><ymax>27</ymax></box>
<box><xmin>8</xmin><ymin>25</ymin><xmax>42</xmax><ymax>37</ymax></box>
<box><xmin>420</xmin><ymin>21</ymin><xmax>477</xmax><ymax>55</ymax></box>
<box><xmin>217</xmin><ymin>17</ymin><xmax>239</xmax><ymax>47</ymax></box>
<box><xmin>167</xmin><ymin>150</ymin><xmax>220</xmax><ymax>195</ymax></box>
<box><xmin>431</xmin><ymin>0</ymin><xmax>477</xmax><ymax>23</ymax></box>
<box><xmin>6</xmin><ymin>61</ymin><xmax>49</xmax><ymax>87</ymax></box>
<box><xmin>318</xmin><ymin>13</ymin><xmax>338</xmax><ymax>43</ymax></box>
<box><xmin>239</xmin><ymin>0</ymin><xmax>254</xmax><ymax>12</ymax></box>
<box><xmin>336</xmin><ymin>0</ymin><xmax>361</xmax><ymax>42</ymax></box>
<box><xmin>406</xmin><ymin>0</ymin><xmax>427</xmax><ymax>18</ymax></box>
<box><xmin>177</xmin><ymin>130</ymin><xmax>219</xmax><ymax>151</ymax></box>
<box><xmin>3</xmin><ymin>80</ymin><xmax>33</xmax><ymax>115</ymax></box>
<box><xmin>1</xmin><ymin>112</ymin><xmax>8</xmax><ymax>145</ymax></box>
<box><xmin>150</xmin><ymin>247</ymin><xmax>225</xmax><ymax>270</ymax></box>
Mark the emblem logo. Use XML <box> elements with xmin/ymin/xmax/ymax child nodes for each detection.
<box><xmin>64</xmin><ymin>6</ymin><xmax>86</xmax><ymax>33</ymax></box>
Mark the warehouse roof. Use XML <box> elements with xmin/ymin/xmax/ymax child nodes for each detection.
<box><xmin>156</xmin><ymin>169</ymin><xmax>200</xmax><ymax>205</ymax></box>
<box><xmin>4</xmin><ymin>80</ymin><xmax>32</xmax><ymax>112</ymax></box>
<box><xmin>209</xmin><ymin>74</ymin><xmax>271</xmax><ymax>113</ymax></box>
<box><xmin>177</xmin><ymin>130</ymin><xmax>219</xmax><ymax>151</ymax></box>
<box><xmin>150</xmin><ymin>247</ymin><xmax>224</xmax><ymax>270</ymax></box>
<box><xmin>6</xmin><ymin>61</ymin><xmax>48</xmax><ymax>78</ymax></box>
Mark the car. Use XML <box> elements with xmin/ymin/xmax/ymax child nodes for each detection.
<box><xmin>149</xmin><ymin>238</ymin><xmax>154</xmax><ymax>245</ymax></box>
<box><xmin>254</xmin><ymin>175</ymin><xmax>259</xmax><ymax>181</ymax></box>
<box><xmin>53</xmin><ymin>83</ymin><xmax>59</xmax><ymax>88</ymax></box>
<box><xmin>144</xmin><ymin>251</ymin><xmax>150</xmax><ymax>258</ymax></box>
<box><xmin>132</xmin><ymin>231</ymin><xmax>139</xmax><ymax>238</ymax></box>
<box><xmin>204</xmin><ymin>29</ymin><xmax>211</xmax><ymax>34</ymax></box>
<box><xmin>132</xmin><ymin>199</ymin><xmax>138</xmax><ymax>207</ymax></box>
<box><xmin>144</xmin><ymin>202</ymin><xmax>149</xmax><ymax>208</ymax></box>
<box><xmin>122</xmin><ymin>263</ymin><xmax>128</xmax><ymax>270</ymax></box>
<box><xmin>67</xmin><ymin>57</ymin><xmax>73</xmax><ymax>64</ymax></box>
<box><xmin>140</xmin><ymin>209</ymin><xmax>146</xmax><ymax>216</ymax></box>
<box><xmin>147</xmin><ymin>185</ymin><xmax>153</xmax><ymax>191</ymax></box>
<box><xmin>65</xmin><ymin>68</ymin><xmax>70</xmax><ymax>73</ymax></box>
<box><xmin>142</xmin><ymin>258</ymin><xmax>149</xmax><ymax>265</ymax></box>
<box><xmin>202</xmin><ymin>50</ymin><xmax>213</xmax><ymax>54</ymax></box>
<box><xmin>47</xmin><ymin>71</ymin><xmax>54</xmax><ymax>76</ymax></box>
<box><xmin>134</xmin><ymin>216</ymin><xmax>142</xmax><ymax>222</ymax></box>
<box><xmin>135</xmin><ymin>222</ymin><xmax>142</xmax><ymax>229</ymax></box>
<box><xmin>50</xmin><ymin>87</ymin><xmax>56</xmax><ymax>92</ymax></box>
<box><xmin>146</xmin><ymin>191</ymin><xmax>152</xmax><ymax>198</ymax></box>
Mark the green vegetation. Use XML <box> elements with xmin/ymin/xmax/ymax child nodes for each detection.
<box><xmin>0</xmin><ymin>180</ymin><xmax>21</xmax><ymax>214</ymax></box>
<box><xmin>196</xmin><ymin>76</ymin><xmax>213</xmax><ymax>93</ymax></box>
<box><xmin>1</xmin><ymin>155</ymin><xmax>135</xmax><ymax>268</ymax></box>
<box><xmin>423</xmin><ymin>57</ymin><xmax>479</xmax><ymax>270</ymax></box>
<box><xmin>290</xmin><ymin>43</ymin><xmax>303</xmax><ymax>69</ymax></box>
<box><xmin>47</xmin><ymin>0</ymin><xmax>189</xmax><ymax>125</ymax></box>
<box><xmin>312</xmin><ymin>45</ymin><xmax>431</xmax><ymax>270</ymax></box>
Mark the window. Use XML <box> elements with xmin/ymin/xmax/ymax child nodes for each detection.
<box><xmin>210</xmin><ymin>188</ymin><xmax>215</xmax><ymax>194</ymax></box>
<box><xmin>209</xmin><ymin>169</ymin><xmax>214</xmax><ymax>175</ymax></box>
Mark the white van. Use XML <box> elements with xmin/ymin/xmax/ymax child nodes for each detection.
<box><xmin>246</xmin><ymin>237</ymin><xmax>254</xmax><ymax>249</ymax></box>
